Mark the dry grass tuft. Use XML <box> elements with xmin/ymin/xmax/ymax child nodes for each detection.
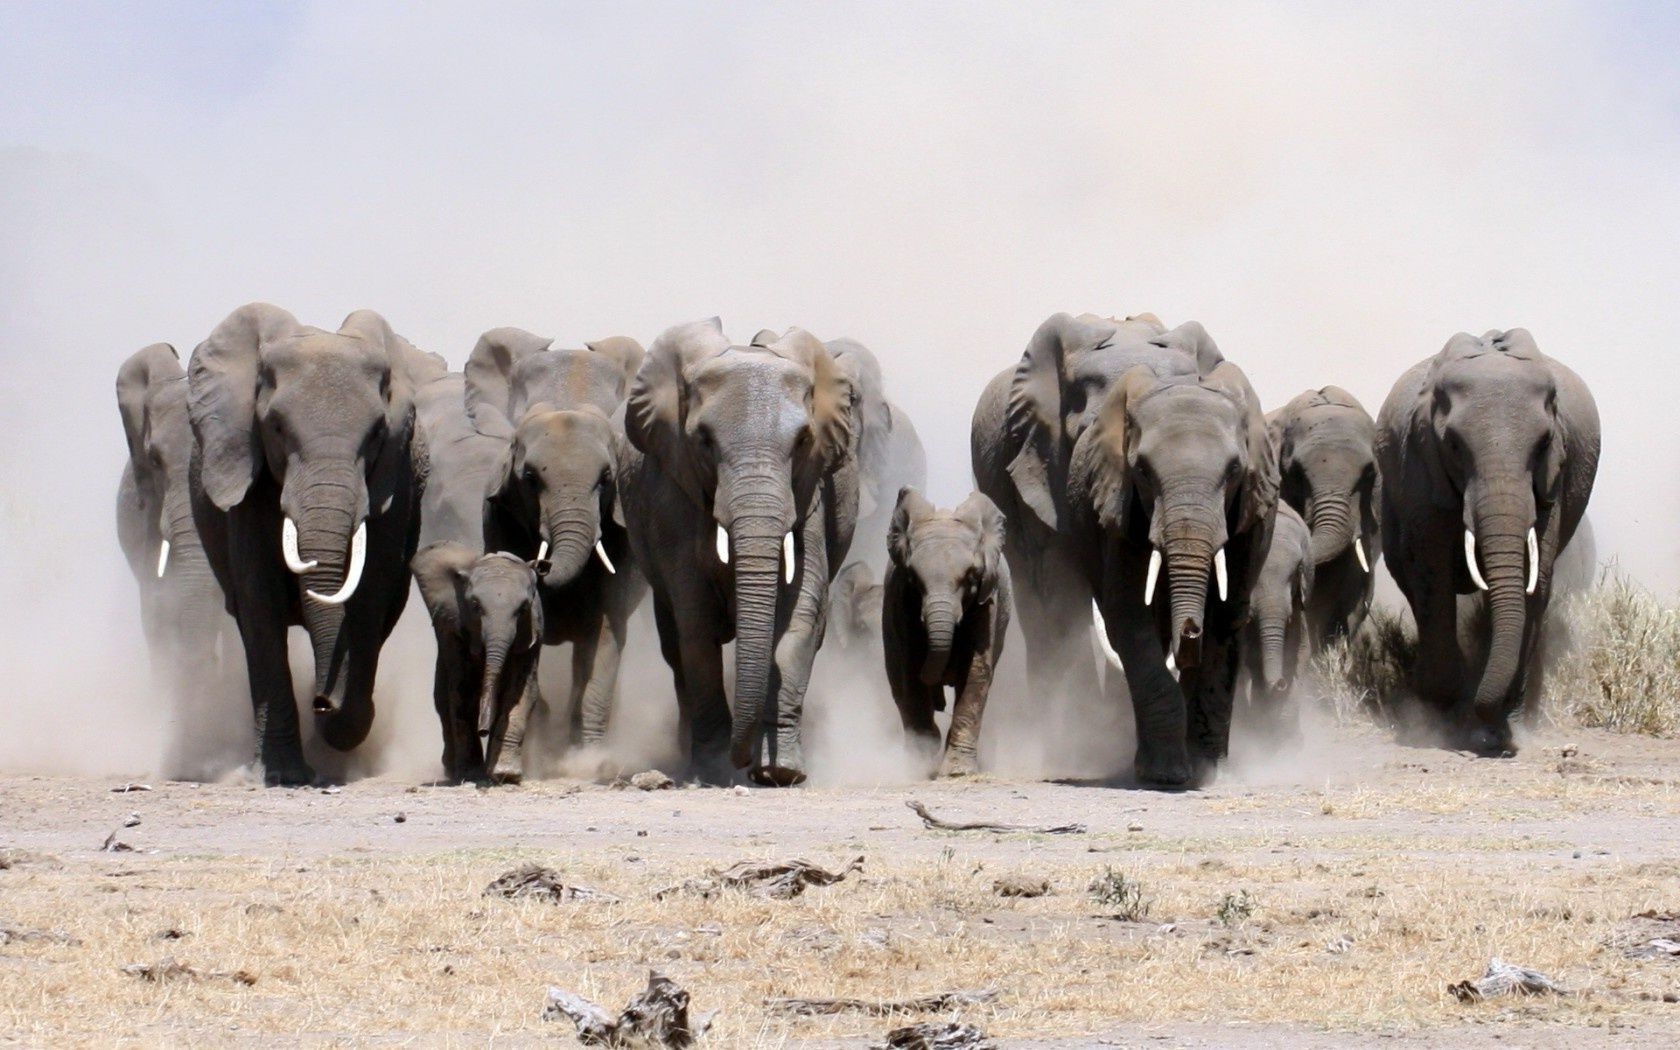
<box><xmin>1548</xmin><ymin>575</ymin><xmax>1680</xmax><ymax>737</ymax></box>
<box><xmin>1309</xmin><ymin>607</ymin><xmax>1414</xmax><ymax>724</ymax></box>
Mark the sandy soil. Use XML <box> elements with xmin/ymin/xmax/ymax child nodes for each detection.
<box><xmin>2</xmin><ymin>722</ymin><xmax>1678</xmax><ymax>1047</ymax></box>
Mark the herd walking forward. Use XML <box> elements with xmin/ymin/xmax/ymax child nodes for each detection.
<box><xmin>112</xmin><ymin>304</ymin><xmax>1601</xmax><ymax>789</ymax></box>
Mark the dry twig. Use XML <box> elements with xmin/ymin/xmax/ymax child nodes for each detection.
<box><xmin>906</xmin><ymin>800</ymin><xmax>1085</xmax><ymax>835</ymax></box>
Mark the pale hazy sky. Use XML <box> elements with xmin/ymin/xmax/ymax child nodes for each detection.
<box><xmin>3</xmin><ymin>1</ymin><xmax>1676</xmax><ymax>601</ymax></box>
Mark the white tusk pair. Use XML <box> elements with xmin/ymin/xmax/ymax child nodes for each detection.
<box><xmin>305</xmin><ymin>521</ymin><xmax>367</xmax><ymax>606</ymax></box>
<box><xmin>155</xmin><ymin>539</ymin><xmax>170</xmax><ymax>579</ymax></box>
<box><xmin>716</xmin><ymin>526</ymin><xmax>729</xmax><ymax>564</ymax></box>
<box><xmin>595</xmin><ymin>539</ymin><xmax>616</xmax><ymax>575</ymax></box>
<box><xmin>783</xmin><ymin>531</ymin><xmax>796</xmax><ymax>585</ymax></box>
<box><xmin>711</xmin><ymin>525</ymin><xmax>793</xmax><ymax>583</ymax></box>
<box><xmin>281</xmin><ymin>517</ymin><xmax>318</xmax><ymax>573</ymax></box>
<box><xmin>1213</xmin><ymin>548</ymin><xmax>1228</xmax><ymax>602</ymax></box>
<box><xmin>1143</xmin><ymin>548</ymin><xmax>1161</xmax><ymax>605</ymax></box>
<box><xmin>536</xmin><ymin>540</ymin><xmax>549</xmax><ymax>563</ymax></box>
<box><xmin>1464</xmin><ymin>531</ymin><xmax>1489</xmax><ymax>591</ymax></box>
<box><xmin>1354</xmin><ymin>537</ymin><xmax>1370</xmax><ymax>573</ymax></box>
<box><xmin>1526</xmin><ymin>527</ymin><xmax>1540</xmax><ymax>595</ymax></box>
<box><xmin>1091</xmin><ymin>600</ymin><xmax>1122</xmax><ymax>669</ymax></box>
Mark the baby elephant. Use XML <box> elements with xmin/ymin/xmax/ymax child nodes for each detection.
<box><xmin>883</xmin><ymin>489</ymin><xmax>1011</xmax><ymax>777</ymax></box>
<box><xmin>1239</xmin><ymin>503</ymin><xmax>1314</xmax><ymax>730</ymax></box>
<box><xmin>412</xmin><ymin>543</ymin><xmax>546</xmax><ymax>783</ymax></box>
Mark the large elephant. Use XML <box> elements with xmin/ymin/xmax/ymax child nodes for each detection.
<box><xmin>1268</xmin><ymin>387</ymin><xmax>1381</xmax><ymax>648</ymax></box>
<box><xmin>620</xmin><ymin>319</ymin><xmax>859</xmax><ymax>785</ymax></box>
<box><xmin>1375</xmin><ymin>329</ymin><xmax>1600</xmax><ymax>755</ymax></box>
<box><xmin>971</xmin><ymin>311</ymin><xmax>1170</xmax><ymax>716</ymax></box>
<box><xmin>1238</xmin><ymin>502</ymin><xmax>1312</xmax><ymax>726</ymax></box>
<box><xmin>115</xmin><ymin>343</ymin><xmax>243</xmax><ymax>778</ymax></box>
<box><xmin>187</xmin><ymin>303</ymin><xmax>436</xmax><ymax>786</ymax></box>
<box><xmin>414</xmin><ymin>370</ymin><xmax>502</xmax><ymax>550</ymax></box>
<box><xmin>1061</xmin><ymin>318</ymin><xmax>1280</xmax><ymax>787</ymax></box>
<box><xmin>824</xmin><ymin>338</ymin><xmax>927</xmax><ymax>575</ymax></box>
<box><xmin>464</xmin><ymin>327</ymin><xmax>648</xmax><ymax>760</ymax></box>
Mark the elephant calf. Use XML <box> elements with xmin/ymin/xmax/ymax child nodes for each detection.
<box><xmin>882</xmin><ymin>489</ymin><xmax>1010</xmax><ymax>778</ymax></box>
<box><xmin>1239</xmin><ymin>503</ymin><xmax>1313</xmax><ymax>730</ymax></box>
<box><xmin>412</xmin><ymin>543</ymin><xmax>546</xmax><ymax>783</ymax></box>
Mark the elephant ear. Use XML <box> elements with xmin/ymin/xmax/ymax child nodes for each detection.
<box><xmin>584</xmin><ymin>336</ymin><xmax>647</xmax><ymax>399</ymax></box>
<box><xmin>955</xmin><ymin>491</ymin><xmax>1006</xmax><ymax>604</ymax></box>
<box><xmin>888</xmin><ymin>486</ymin><xmax>934</xmax><ymax>567</ymax></box>
<box><xmin>1150</xmin><ymin>320</ymin><xmax>1225</xmax><ymax>378</ymax></box>
<box><xmin>464</xmin><ymin>327</ymin><xmax>555</xmax><ymax>440</ymax></box>
<box><xmin>625</xmin><ymin>317</ymin><xmax>730</xmax><ymax>505</ymax></box>
<box><xmin>771</xmin><ymin>328</ymin><xmax>856</xmax><ymax>474</ymax></box>
<box><xmin>339</xmin><ymin>309</ymin><xmax>425</xmax><ymax>437</ymax></box>
<box><xmin>116</xmin><ymin>343</ymin><xmax>184</xmax><ymax>477</ymax></box>
<box><xmin>1006</xmin><ymin>312</ymin><xmax>1118</xmax><ymax>531</ymax></box>
<box><xmin>411</xmin><ymin>541</ymin><xmax>478</xmax><ymax>635</ymax></box>
<box><xmin>750</xmin><ymin>328</ymin><xmax>781</xmax><ymax>348</ymax></box>
<box><xmin>1082</xmin><ymin>366</ymin><xmax>1158</xmax><ymax>534</ymax></box>
<box><xmin>1206</xmin><ymin>358</ymin><xmax>1279</xmax><ymax>536</ymax></box>
<box><xmin>188</xmin><ymin>302</ymin><xmax>300</xmax><ymax>511</ymax></box>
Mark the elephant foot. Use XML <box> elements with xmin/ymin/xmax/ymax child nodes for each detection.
<box><xmin>1134</xmin><ymin>744</ymin><xmax>1193</xmax><ymax>790</ymax></box>
<box><xmin>936</xmin><ymin>749</ymin><xmax>980</xmax><ymax>779</ymax></box>
<box><xmin>262</xmin><ymin>755</ymin><xmax>316</xmax><ymax>788</ymax></box>
<box><xmin>749</xmin><ymin>764</ymin><xmax>807</xmax><ymax>787</ymax></box>
<box><xmin>491</xmin><ymin>749</ymin><xmax>525</xmax><ymax>784</ymax></box>
<box><xmin>1465</xmin><ymin>721</ymin><xmax>1517</xmax><ymax>759</ymax></box>
<box><xmin>748</xmin><ymin>732</ymin><xmax>807</xmax><ymax>787</ymax></box>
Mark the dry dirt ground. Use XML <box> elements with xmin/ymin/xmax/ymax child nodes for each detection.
<box><xmin>2</xmin><ymin>723</ymin><xmax>1679</xmax><ymax>1048</ymax></box>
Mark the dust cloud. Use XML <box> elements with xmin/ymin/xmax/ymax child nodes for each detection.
<box><xmin>2</xmin><ymin>5</ymin><xmax>1675</xmax><ymax>782</ymax></box>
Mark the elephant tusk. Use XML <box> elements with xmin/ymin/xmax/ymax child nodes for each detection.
<box><xmin>1464</xmin><ymin>531</ymin><xmax>1489</xmax><ymax>592</ymax></box>
<box><xmin>1214</xmin><ymin>548</ymin><xmax>1228</xmax><ymax>602</ymax></box>
<box><xmin>536</xmin><ymin>540</ymin><xmax>549</xmax><ymax>563</ymax></box>
<box><xmin>1091</xmin><ymin>600</ymin><xmax>1122</xmax><ymax>669</ymax></box>
<box><xmin>155</xmin><ymin>539</ymin><xmax>170</xmax><ymax>579</ymax></box>
<box><xmin>281</xmin><ymin>516</ymin><xmax>318</xmax><ymax>573</ymax></box>
<box><xmin>1166</xmin><ymin>650</ymin><xmax>1177</xmax><ymax>676</ymax></box>
<box><xmin>716</xmin><ymin>526</ymin><xmax>729</xmax><ymax>564</ymax></box>
<box><xmin>1143</xmin><ymin>548</ymin><xmax>1161</xmax><ymax>605</ymax></box>
<box><xmin>594</xmin><ymin>539</ymin><xmax>616</xmax><ymax>575</ymax></box>
<box><xmin>1526</xmin><ymin>527</ymin><xmax>1540</xmax><ymax>595</ymax></box>
<box><xmin>783</xmin><ymin>531</ymin><xmax>796</xmax><ymax>585</ymax></box>
<box><xmin>1355</xmin><ymin>537</ymin><xmax>1370</xmax><ymax>573</ymax></box>
<box><xmin>306</xmin><ymin>520</ymin><xmax>367</xmax><ymax>606</ymax></box>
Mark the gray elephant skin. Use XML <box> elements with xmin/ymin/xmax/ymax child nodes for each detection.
<box><xmin>830</xmin><ymin>561</ymin><xmax>884</xmax><ymax>654</ymax></box>
<box><xmin>1238</xmin><ymin>502</ymin><xmax>1312</xmax><ymax>727</ymax></box>
<box><xmin>1269</xmin><ymin>386</ymin><xmax>1381</xmax><ymax>647</ymax></box>
<box><xmin>465</xmin><ymin>327</ymin><xmax>648</xmax><ymax>760</ymax></box>
<box><xmin>412</xmin><ymin>543</ymin><xmax>544</xmax><ymax>783</ymax></box>
<box><xmin>116</xmin><ymin>342</ymin><xmax>245</xmax><ymax>778</ymax></box>
<box><xmin>1375</xmin><ymin>329</ymin><xmax>1600</xmax><ymax>755</ymax></box>
<box><xmin>882</xmin><ymin>488</ymin><xmax>1010</xmax><ymax>778</ymax></box>
<box><xmin>414</xmin><ymin>370</ymin><xmax>504</xmax><ymax>551</ymax></box>
<box><xmin>187</xmin><ymin>303</ymin><xmax>436</xmax><ymax>786</ymax></box>
<box><xmin>620</xmin><ymin>319</ymin><xmax>860</xmax><ymax>785</ymax></box>
<box><xmin>1064</xmin><ymin>316</ymin><xmax>1279</xmax><ymax>787</ymax></box>
<box><xmin>825</xmin><ymin>338</ymin><xmax>927</xmax><ymax>576</ymax></box>
<box><xmin>971</xmin><ymin>312</ymin><xmax>1171</xmax><ymax>720</ymax></box>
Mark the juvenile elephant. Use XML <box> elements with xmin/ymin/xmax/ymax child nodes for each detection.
<box><xmin>972</xmin><ymin>311</ymin><xmax>1170</xmax><ymax>717</ymax></box>
<box><xmin>1268</xmin><ymin>387</ymin><xmax>1380</xmax><ymax>647</ymax></box>
<box><xmin>1238</xmin><ymin>503</ymin><xmax>1313</xmax><ymax>726</ymax></box>
<box><xmin>1064</xmin><ymin>320</ymin><xmax>1279</xmax><ymax>787</ymax></box>
<box><xmin>825</xmin><ymin>338</ymin><xmax>927</xmax><ymax>576</ymax></box>
<box><xmin>116</xmin><ymin>343</ymin><xmax>243</xmax><ymax>778</ymax></box>
<box><xmin>188</xmin><ymin>303</ymin><xmax>436</xmax><ymax>785</ymax></box>
<box><xmin>620</xmin><ymin>319</ymin><xmax>859</xmax><ymax>785</ymax></box>
<box><xmin>465</xmin><ymin>328</ymin><xmax>648</xmax><ymax>758</ymax></box>
<box><xmin>882</xmin><ymin>488</ymin><xmax>1010</xmax><ymax>777</ymax></box>
<box><xmin>412</xmin><ymin>543</ymin><xmax>545</xmax><ymax>783</ymax></box>
<box><xmin>1376</xmin><ymin>329</ymin><xmax>1599</xmax><ymax>755</ymax></box>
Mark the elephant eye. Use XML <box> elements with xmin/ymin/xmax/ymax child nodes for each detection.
<box><xmin>523</xmin><ymin>465</ymin><xmax>540</xmax><ymax>486</ymax></box>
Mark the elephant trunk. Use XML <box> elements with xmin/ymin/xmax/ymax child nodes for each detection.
<box><xmin>1157</xmin><ymin>491</ymin><xmax>1225</xmax><ymax>670</ymax></box>
<box><xmin>1307</xmin><ymin>494</ymin><xmax>1357</xmax><ymax>568</ymax></box>
<box><xmin>728</xmin><ymin>516</ymin><xmax>787</xmax><ymax>771</ymax></box>
<box><xmin>919</xmin><ymin>593</ymin><xmax>960</xmax><ymax>685</ymax></box>
<box><xmin>539</xmin><ymin>503</ymin><xmax>598</xmax><ymax>587</ymax></box>
<box><xmin>1468</xmin><ymin>483</ymin><xmax>1534</xmax><ymax>721</ymax></box>
<box><xmin>1258</xmin><ymin>612</ymin><xmax>1289</xmax><ymax>693</ymax></box>
<box><xmin>287</xmin><ymin>464</ymin><xmax>369</xmax><ymax>749</ymax></box>
<box><xmin>477</xmin><ymin>635</ymin><xmax>513</xmax><ymax>740</ymax></box>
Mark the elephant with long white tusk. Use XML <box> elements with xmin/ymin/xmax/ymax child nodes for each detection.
<box><xmin>1376</xmin><ymin>328</ymin><xmax>1599</xmax><ymax>757</ymax></box>
<box><xmin>462</xmin><ymin>326</ymin><xmax>649</xmax><ymax>768</ymax></box>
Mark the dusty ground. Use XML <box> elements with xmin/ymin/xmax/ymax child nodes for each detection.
<box><xmin>2</xmin><ymin>722</ymin><xmax>1679</xmax><ymax>1048</ymax></box>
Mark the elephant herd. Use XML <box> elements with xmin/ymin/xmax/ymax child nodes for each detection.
<box><xmin>115</xmin><ymin>304</ymin><xmax>1599</xmax><ymax>790</ymax></box>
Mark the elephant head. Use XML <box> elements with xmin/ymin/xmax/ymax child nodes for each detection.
<box><xmin>1417</xmin><ymin>329</ymin><xmax>1574</xmax><ymax>716</ymax></box>
<box><xmin>188</xmin><ymin>303</ymin><xmax>431</xmax><ymax>739</ymax></box>
<box><xmin>1071</xmin><ymin>323</ymin><xmax>1278</xmax><ymax>669</ymax></box>
<box><xmin>1249</xmin><ymin>503</ymin><xmax>1313</xmax><ymax>694</ymax></box>
<box><xmin>626</xmin><ymin>318</ymin><xmax>856</xmax><ymax>770</ymax></box>
<box><xmin>1005</xmin><ymin>311</ymin><xmax>1169</xmax><ymax>530</ymax></box>
<box><xmin>1270</xmin><ymin>387</ymin><xmax>1379</xmax><ymax>571</ymax></box>
<box><xmin>887</xmin><ymin>488</ymin><xmax>1005</xmax><ymax>685</ymax></box>
<box><xmin>412</xmin><ymin>542</ymin><xmax>544</xmax><ymax>765</ymax></box>
<box><xmin>827</xmin><ymin>338</ymin><xmax>893</xmax><ymax>519</ymax></box>
<box><xmin>465</xmin><ymin>327</ymin><xmax>644</xmax><ymax>587</ymax></box>
<box><xmin>117</xmin><ymin>343</ymin><xmax>193</xmax><ymax>582</ymax></box>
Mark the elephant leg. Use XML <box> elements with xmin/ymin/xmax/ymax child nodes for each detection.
<box><xmin>575</xmin><ymin>606</ymin><xmax>629</xmax><ymax>749</ymax></box>
<box><xmin>940</xmin><ymin>653</ymin><xmax>992</xmax><ymax>779</ymax></box>
<box><xmin>431</xmin><ymin>655</ymin><xmax>459</xmax><ymax>781</ymax></box>
<box><xmin>1183</xmin><ymin>626</ymin><xmax>1238</xmax><ymax>782</ymax></box>
<box><xmin>1516</xmin><ymin>598</ymin><xmax>1549</xmax><ymax>726</ymax></box>
<box><xmin>752</xmin><ymin>512</ymin><xmax>831</xmax><ymax>786</ymax></box>
<box><xmin>1010</xmin><ymin>546</ymin><xmax>1099</xmax><ymax>708</ymax></box>
<box><xmin>1107</xmin><ymin>593</ymin><xmax>1190</xmax><ymax>787</ymax></box>
<box><xmin>490</xmin><ymin>671</ymin><xmax>540</xmax><ymax>784</ymax></box>
<box><xmin>225</xmin><ymin>521</ymin><xmax>311</xmax><ymax>785</ymax></box>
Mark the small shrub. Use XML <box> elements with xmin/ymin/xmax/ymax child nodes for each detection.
<box><xmin>1309</xmin><ymin>606</ymin><xmax>1415</xmax><ymax>722</ymax></box>
<box><xmin>1088</xmin><ymin>867</ymin><xmax>1150</xmax><ymax>921</ymax></box>
<box><xmin>1216</xmin><ymin>889</ymin><xmax>1255</xmax><ymax>927</ymax></box>
<box><xmin>1546</xmin><ymin>574</ymin><xmax>1680</xmax><ymax>737</ymax></box>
